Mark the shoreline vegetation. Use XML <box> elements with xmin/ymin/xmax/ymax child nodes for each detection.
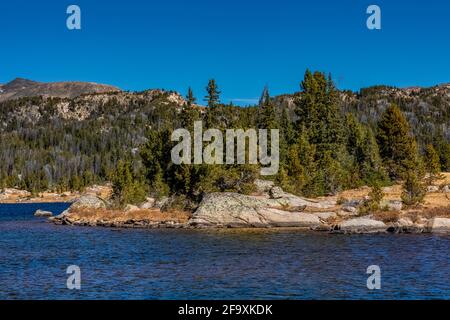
<box><xmin>1</xmin><ymin>71</ymin><xmax>450</xmax><ymax>234</ymax></box>
<box><xmin>6</xmin><ymin>173</ymin><xmax>447</xmax><ymax>234</ymax></box>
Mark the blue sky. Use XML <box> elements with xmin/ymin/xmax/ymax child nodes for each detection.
<box><xmin>1</xmin><ymin>0</ymin><xmax>449</xmax><ymax>105</ymax></box>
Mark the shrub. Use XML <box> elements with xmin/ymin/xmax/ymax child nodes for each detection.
<box><xmin>360</xmin><ymin>181</ymin><xmax>385</xmax><ymax>213</ymax></box>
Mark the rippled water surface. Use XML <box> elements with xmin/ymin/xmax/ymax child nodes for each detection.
<box><xmin>0</xmin><ymin>203</ymin><xmax>449</xmax><ymax>299</ymax></box>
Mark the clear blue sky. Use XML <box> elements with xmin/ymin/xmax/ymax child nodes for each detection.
<box><xmin>1</xmin><ymin>0</ymin><xmax>449</xmax><ymax>105</ymax></box>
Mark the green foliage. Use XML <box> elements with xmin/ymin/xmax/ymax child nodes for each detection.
<box><xmin>257</xmin><ymin>86</ymin><xmax>278</xmax><ymax>130</ymax></box>
<box><xmin>376</xmin><ymin>104</ymin><xmax>422</xmax><ymax>180</ymax></box>
<box><xmin>112</xmin><ymin>160</ymin><xmax>147</xmax><ymax>206</ymax></box>
<box><xmin>295</xmin><ymin>70</ymin><xmax>344</xmax><ymax>153</ymax></box>
<box><xmin>360</xmin><ymin>181</ymin><xmax>385</xmax><ymax>214</ymax></box>
<box><xmin>1</xmin><ymin>71</ymin><xmax>448</xmax><ymax>209</ymax></box>
<box><xmin>401</xmin><ymin>171</ymin><xmax>426</xmax><ymax>206</ymax></box>
<box><xmin>423</xmin><ymin>144</ymin><xmax>442</xmax><ymax>185</ymax></box>
<box><xmin>204</xmin><ymin>79</ymin><xmax>221</xmax><ymax>128</ymax></box>
<box><xmin>434</xmin><ymin>135</ymin><xmax>450</xmax><ymax>171</ymax></box>
<box><xmin>277</xmin><ymin>130</ymin><xmax>319</xmax><ymax>196</ymax></box>
<box><xmin>186</xmin><ymin>87</ymin><xmax>196</xmax><ymax>106</ymax></box>
<box><xmin>344</xmin><ymin>114</ymin><xmax>388</xmax><ymax>186</ymax></box>
<box><xmin>140</xmin><ymin>129</ymin><xmax>171</xmax><ymax>198</ymax></box>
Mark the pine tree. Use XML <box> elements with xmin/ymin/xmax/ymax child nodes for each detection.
<box><xmin>434</xmin><ymin>134</ymin><xmax>450</xmax><ymax>171</ymax></box>
<box><xmin>344</xmin><ymin>114</ymin><xmax>387</xmax><ymax>185</ymax></box>
<box><xmin>279</xmin><ymin>107</ymin><xmax>295</xmax><ymax>167</ymax></box>
<box><xmin>360</xmin><ymin>127</ymin><xmax>388</xmax><ymax>184</ymax></box>
<box><xmin>279</xmin><ymin>129</ymin><xmax>318</xmax><ymax>196</ymax></box>
<box><xmin>293</xmin><ymin>71</ymin><xmax>346</xmax><ymax>195</ymax></box>
<box><xmin>424</xmin><ymin>144</ymin><xmax>442</xmax><ymax>185</ymax></box>
<box><xmin>204</xmin><ymin>79</ymin><xmax>221</xmax><ymax>127</ymax></box>
<box><xmin>376</xmin><ymin>104</ymin><xmax>421</xmax><ymax>180</ymax></box>
<box><xmin>140</xmin><ymin>129</ymin><xmax>171</xmax><ymax>198</ymax></box>
<box><xmin>112</xmin><ymin>160</ymin><xmax>147</xmax><ymax>206</ymax></box>
<box><xmin>401</xmin><ymin>170</ymin><xmax>426</xmax><ymax>206</ymax></box>
<box><xmin>295</xmin><ymin>70</ymin><xmax>344</xmax><ymax>153</ymax></box>
<box><xmin>180</xmin><ymin>88</ymin><xmax>200</xmax><ymax>129</ymax></box>
<box><xmin>186</xmin><ymin>87</ymin><xmax>196</xmax><ymax>107</ymax></box>
<box><xmin>360</xmin><ymin>181</ymin><xmax>385</xmax><ymax>213</ymax></box>
<box><xmin>257</xmin><ymin>86</ymin><xmax>278</xmax><ymax>129</ymax></box>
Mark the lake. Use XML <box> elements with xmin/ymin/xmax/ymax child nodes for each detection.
<box><xmin>0</xmin><ymin>203</ymin><xmax>449</xmax><ymax>300</ymax></box>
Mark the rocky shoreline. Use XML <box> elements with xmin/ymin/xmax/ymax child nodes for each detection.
<box><xmin>45</xmin><ymin>180</ymin><xmax>450</xmax><ymax>234</ymax></box>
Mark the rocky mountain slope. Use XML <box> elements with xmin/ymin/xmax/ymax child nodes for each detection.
<box><xmin>0</xmin><ymin>78</ymin><xmax>120</xmax><ymax>102</ymax></box>
<box><xmin>274</xmin><ymin>83</ymin><xmax>450</xmax><ymax>142</ymax></box>
<box><xmin>0</xmin><ymin>77</ymin><xmax>449</xmax><ymax>193</ymax></box>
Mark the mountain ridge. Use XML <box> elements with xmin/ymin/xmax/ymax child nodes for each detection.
<box><xmin>0</xmin><ymin>78</ymin><xmax>121</xmax><ymax>102</ymax></box>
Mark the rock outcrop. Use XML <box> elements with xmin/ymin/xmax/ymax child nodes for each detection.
<box><xmin>69</xmin><ymin>195</ymin><xmax>107</xmax><ymax>211</ymax></box>
<box><xmin>427</xmin><ymin>218</ymin><xmax>450</xmax><ymax>233</ymax></box>
<box><xmin>190</xmin><ymin>192</ymin><xmax>327</xmax><ymax>228</ymax></box>
<box><xmin>34</xmin><ymin>209</ymin><xmax>53</xmax><ymax>217</ymax></box>
<box><xmin>336</xmin><ymin>217</ymin><xmax>387</xmax><ymax>234</ymax></box>
<box><xmin>50</xmin><ymin>195</ymin><xmax>107</xmax><ymax>224</ymax></box>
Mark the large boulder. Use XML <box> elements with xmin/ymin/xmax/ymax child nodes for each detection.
<box><xmin>50</xmin><ymin>195</ymin><xmax>107</xmax><ymax>224</ymax></box>
<box><xmin>189</xmin><ymin>192</ymin><xmax>322</xmax><ymax>228</ymax></box>
<box><xmin>69</xmin><ymin>195</ymin><xmax>107</xmax><ymax>211</ymax></box>
<box><xmin>34</xmin><ymin>209</ymin><xmax>53</xmax><ymax>217</ymax></box>
<box><xmin>427</xmin><ymin>218</ymin><xmax>450</xmax><ymax>233</ymax></box>
<box><xmin>337</xmin><ymin>217</ymin><xmax>387</xmax><ymax>234</ymax></box>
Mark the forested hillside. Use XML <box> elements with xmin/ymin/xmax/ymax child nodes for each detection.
<box><xmin>0</xmin><ymin>72</ymin><xmax>449</xmax><ymax>202</ymax></box>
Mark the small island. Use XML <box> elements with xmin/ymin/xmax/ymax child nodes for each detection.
<box><xmin>31</xmin><ymin>172</ymin><xmax>447</xmax><ymax>234</ymax></box>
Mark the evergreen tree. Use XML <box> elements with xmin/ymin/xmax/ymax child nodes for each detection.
<box><xmin>140</xmin><ymin>129</ymin><xmax>171</xmax><ymax>198</ymax></box>
<box><xmin>278</xmin><ymin>129</ymin><xmax>318</xmax><ymax>196</ymax></box>
<box><xmin>292</xmin><ymin>71</ymin><xmax>347</xmax><ymax>195</ymax></box>
<box><xmin>423</xmin><ymin>144</ymin><xmax>442</xmax><ymax>185</ymax></box>
<box><xmin>186</xmin><ymin>87</ymin><xmax>196</xmax><ymax>106</ymax></box>
<box><xmin>279</xmin><ymin>107</ymin><xmax>295</xmax><ymax>167</ymax></box>
<box><xmin>360</xmin><ymin>181</ymin><xmax>385</xmax><ymax>213</ymax></box>
<box><xmin>112</xmin><ymin>160</ymin><xmax>147</xmax><ymax>206</ymax></box>
<box><xmin>344</xmin><ymin>114</ymin><xmax>387</xmax><ymax>185</ymax></box>
<box><xmin>295</xmin><ymin>70</ymin><xmax>344</xmax><ymax>153</ymax></box>
<box><xmin>204</xmin><ymin>79</ymin><xmax>221</xmax><ymax>127</ymax></box>
<box><xmin>257</xmin><ymin>86</ymin><xmax>278</xmax><ymax>129</ymax></box>
<box><xmin>434</xmin><ymin>134</ymin><xmax>450</xmax><ymax>171</ymax></box>
<box><xmin>180</xmin><ymin>92</ymin><xmax>200</xmax><ymax>129</ymax></box>
<box><xmin>401</xmin><ymin>171</ymin><xmax>426</xmax><ymax>206</ymax></box>
<box><xmin>376</xmin><ymin>104</ymin><xmax>421</xmax><ymax>180</ymax></box>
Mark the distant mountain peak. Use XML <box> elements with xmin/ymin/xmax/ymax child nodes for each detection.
<box><xmin>0</xmin><ymin>78</ymin><xmax>121</xmax><ymax>102</ymax></box>
<box><xmin>4</xmin><ymin>78</ymin><xmax>38</xmax><ymax>90</ymax></box>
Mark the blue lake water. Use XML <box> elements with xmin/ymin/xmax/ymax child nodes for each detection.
<box><xmin>0</xmin><ymin>203</ymin><xmax>449</xmax><ymax>300</ymax></box>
